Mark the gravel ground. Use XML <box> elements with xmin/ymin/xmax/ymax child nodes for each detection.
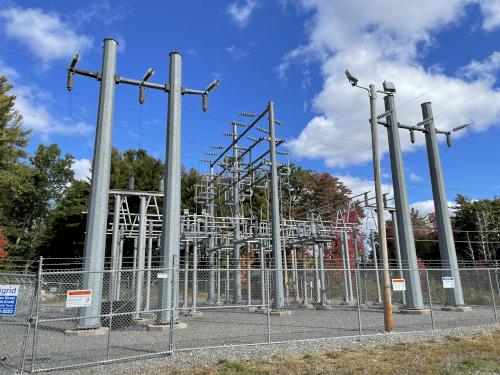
<box><xmin>49</xmin><ymin>324</ymin><xmax>498</xmax><ymax>375</ymax></box>
<box><xmin>0</xmin><ymin>303</ymin><xmax>498</xmax><ymax>374</ymax></box>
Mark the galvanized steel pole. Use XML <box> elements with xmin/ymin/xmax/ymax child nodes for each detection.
<box><xmin>207</xmin><ymin>166</ymin><xmax>216</xmax><ymax>304</ymax></box>
<box><xmin>391</xmin><ymin>209</ymin><xmax>406</xmax><ymax>306</ymax></box>
<box><xmin>79</xmin><ymin>38</ymin><xmax>117</xmax><ymax>329</ymax></box>
<box><xmin>268</xmin><ymin>101</ymin><xmax>285</xmax><ymax>309</ymax></box>
<box><xmin>232</xmin><ymin>121</ymin><xmax>242</xmax><ymax>304</ymax></box>
<box><xmin>145</xmin><ymin>221</ymin><xmax>153</xmax><ymax>311</ymax></box>
<box><xmin>421</xmin><ymin>102</ymin><xmax>465</xmax><ymax>306</ymax></box>
<box><xmin>385</xmin><ymin>93</ymin><xmax>424</xmax><ymax>310</ymax></box>
<box><xmin>158</xmin><ymin>52</ymin><xmax>183</xmax><ymax>323</ymax></box>
<box><xmin>110</xmin><ymin>194</ymin><xmax>121</xmax><ymax>301</ymax></box>
<box><xmin>134</xmin><ymin>195</ymin><xmax>147</xmax><ymax>319</ymax></box>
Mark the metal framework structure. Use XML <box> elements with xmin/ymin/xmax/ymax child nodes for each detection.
<box><xmin>63</xmin><ymin>38</ymin><xmax>471</xmax><ymax>337</ymax></box>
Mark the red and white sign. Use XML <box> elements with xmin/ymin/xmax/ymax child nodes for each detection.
<box><xmin>392</xmin><ymin>278</ymin><xmax>406</xmax><ymax>291</ymax></box>
<box><xmin>66</xmin><ymin>289</ymin><xmax>92</xmax><ymax>308</ymax></box>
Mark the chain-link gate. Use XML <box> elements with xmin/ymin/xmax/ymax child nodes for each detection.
<box><xmin>0</xmin><ymin>272</ymin><xmax>37</xmax><ymax>375</ymax></box>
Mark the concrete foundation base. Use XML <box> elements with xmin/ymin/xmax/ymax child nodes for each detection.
<box><xmin>184</xmin><ymin>311</ymin><xmax>204</xmax><ymax>318</ymax></box>
<box><xmin>299</xmin><ymin>303</ymin><xmax>314</xmax><ymax>309</ymax></box>
<box><xmin>316</xmin><ymin>304</ymin><xmax>333</xmax><ymax>311</ymax></box>
<box><xmin>132</xmin><ymin>318</ymin><xmax>150</xmax><ymax>326</ymax></box>
<box><xmin>147</xmin><ymin>322</ymin><xmax>188</xmax><ymax>331</ymax></box>
<box><xmin>255</xmin><ymin>309</ymin><xmax>292</xmax><ymax>317</ymax></box>
<box><xmin>242</xmin><ymin>306</ymin><xmax>258</xmax><ymax>312</ymax></box>
<box><xmin>65</xmin><ymin>327</ymin><xmax>109</xmax><ymax>336</ymax></box>
<box><xmin>441</xmin><ymin>305</ymin><xmax>472</xmax><ymax>312</ymax></box>
<box><xmin>270</xmin><ymin>310</ymin><xmax>292</xmax><ymax>317</ymax></box>
<box><xmin>399</xmin><ymin>308</ymin><xmax>431</xmax><ymax>315</ymax></box>
<box><xmin>340</xmin><ymin>300</ymin><xmax>356</xmax><ymax>306</ymax></box>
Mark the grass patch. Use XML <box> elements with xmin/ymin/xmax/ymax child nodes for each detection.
<box><xmin>153</xmin><ymin>329</ymin><xmax>500</xmax><ymax>374</ymax></box>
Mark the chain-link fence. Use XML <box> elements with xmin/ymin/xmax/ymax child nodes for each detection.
<box><xmin>0</xmin><ymin>264</ymin><xmax>498</xmax><ymax>373</ymax></box>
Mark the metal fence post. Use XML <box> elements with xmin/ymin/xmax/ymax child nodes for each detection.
<box><xmin>425</xmin><ymin>269</ymin><xmax>435</xmax><ymax>330</ymax></box>
<box><xmin>266</xmin><ymin>268</ymin><xmax>271</xmax><ymax>344</ymax></box>
<box><xmin>488</xmin><ymin>270</ymin><xmax>498</xmax><ymax>324</ymax></box>
<box><xmin>355</xmin><ymin>263</ymin><xmax>362</xmax><ymax>336</ymax></box>
<box><xmin>30</xmin><ymin>256</ymin><xmax>43</xmax><ymax>373</ymax></box>
<box><xmin>20</xmin><ymin>259</ymin><xmax>40</xmax><ymax>373</ymax></box>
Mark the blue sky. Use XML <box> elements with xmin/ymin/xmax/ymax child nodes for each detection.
<box><xmin>0</xmin><ymin>0</ymin><xmax>499</xmax><ymax>217</ymax></box>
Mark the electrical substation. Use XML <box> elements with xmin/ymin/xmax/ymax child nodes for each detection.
<box><xmin>0</xmin><ymin>38</ymin><xmax>498</xmax><ymax>373</ymax></box>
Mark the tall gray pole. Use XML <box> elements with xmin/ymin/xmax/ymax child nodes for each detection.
<box><xmin>79</xmin><ymin>38</ymin><xmax>117</xmax><ymax>329</ymax></box>
<box><xmin>369</xmin><ymin>85</ymin><xmax>394</xmax><ymax>329</ymax></box>
<box><xmin>343</xmin><ymin>231</ymin><xmax>354</xmax><ymax>302</ymax></box>
<box><xmin>246</xmin><ymin>241</ymin><xmax>252</xmax><ymax>306</ymax></box>
<box><xmin>192</xmin><ymin>240</ymin><xmax>198</xmax><ymax>312</ymax></box>
<box><xmin>134</xmin><ymin>195</ymin><xmax>147</xmax><ymax>319</ymax></box>
<box><xmin>385</xmin><ymin>94</ymin><xmax>424</xmax><ymax>310</ymax></box>
<box><xmin>421</xmin><ymin>102</ymin><xmax>464</xmax><ymax>306</ymax></box>
<box><xmin>145</xmin><ymin>221</ymin><xmax>153</xmax><ymax>311</ymax></box>
<box><xmin>232</xmin><ymin>121</ymin><xmax>242</xmax><ymax>303</ymax></box>
<box><xmin>207</xmin><ymin>166</ymin><xmax>216</xmax><ymax>304</ymax></box>
<box><xmin>340</xmin><ymin>235</ymin><xmax>349</xmax><ymax>303</ymax></box>
<box><xmin>116</xmin><ymin>226</ymin><xmax>124</xmax><ymax>300</ymax></box>
<box><xmin>313</xmin><ymin>243</ymin><xmax>321</xmax><ymax>303</ymax></box>
<box><xmin>158</xmin><ymin>52</ymin><xmax>182</xmax><ymax>323</ymax></box>
<box><xmin>110</xmin><ymin>194</ymin><xmax>121</xmax><ymax>302</ymax></box>
<box><xmin>132</xmin><ymin>237</ymin><xmax>138</xmax><ymax>292</ymax></box>
<box><xmin>391</xmin><ymin>209</ymin><xmax>406</xmax><ymax>305</ymax></box>
<box><xmin>183</xmin><ymin>241</ymin><xmax>190</xmax><ymax>310</ymax></box>
<box><xmin>370</xmin><ymin>230</ymin><xmax>382</xmax><ymax>304</ymax></box>
<box><xmin>268</xmin><ymin>101</ymin><xmax>285</xmax><ymax>309</ymax></box>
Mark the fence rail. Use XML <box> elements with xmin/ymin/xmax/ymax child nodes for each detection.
<box><xmin>0</xmin><ymin>265</ymin><xmax>498</xmax><ymax>373</ymax></box>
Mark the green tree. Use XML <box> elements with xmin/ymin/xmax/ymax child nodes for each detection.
<box><xmin>0</xmin><ymin>75</ymin><xmax>30</xmax><ymax>168</ymax></box>
<box><xmin>453</xmin><ymin>195</ymin><xmax>500</xmax><ymax>262</ymax></box>
<box><xmin>0</xmin><ymin>144</ymin><xmax>74</xmax><ymax>258</ymax></box>
<box><xmin>39</xmin><ymin>180</ymin><xmax>90</xmax><ymax>258</ymax></box>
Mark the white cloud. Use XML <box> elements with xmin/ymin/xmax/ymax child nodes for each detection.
<box><xmin>71</xmin><ymin>158</ymin><xmax>92</xmax><ymax>180</ymax></box>
<box><xmin>283</xmin><ymin>1</ymin><xmax>500</xmax><ymax>168</ymax></box>
<box><xmin>0</xmin><ymin>6</ymin><xmax>92</xmax><ymax>64</ymax></box>
<box><xmin>410</xmin><ymin>199</ymin><xmax>456</xmax><ymax>216</ymax></box>
<box><xmin>338</xmin><ymin>175</ymin><xmax>392</xmax><ymax>198</ymax></box>
<box><xmin>477</xmin><ymin>0</ymin><xmax>500</xmax><ymax>30</ymax></box>
<box><xmin>0</xmin><ymin>61</ymin><xmax>92</xmax><ymax>140</ymax></box>
<box><xmin>225</xmin><ymin>45</ymin><xmax>249</xmax><ymax>60</ymax></box>
<box><xmin>227</xmin><ymin>0</ymin><xmax>258</xmax><ymax>28</ymax></box>
<box><xmin>460</xmin><ymin>50</ymin><xmax>500</xmax><ymax>82</ymax></box>
<box><xmin>408</xmin><ymin>172</ymin><xmax>423</xmax><ymax>182</ymax></box>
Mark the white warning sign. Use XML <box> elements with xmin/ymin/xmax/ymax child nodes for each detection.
<box><xmin>392</xmin><ymin>278</ymin><xmax>406</xmax><ymax>291</ymax></box>
<box><xmin>442</xmin><ymin>276</ymin><xmax>455</xmax><ymax>289</ymax></box>
<box><xmin>66</xmin><ymin>289</ymin><xmax>92</xmax><ymax>308</ymax></box>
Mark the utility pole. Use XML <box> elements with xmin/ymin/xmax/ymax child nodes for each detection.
<box><xmin>110</xmin><ymin>194</ymin><xmax>121</xmax><ymax>302</ymax></box>
<box><xmin>207</xmin><ymin>166</ymin><xmax>216</xmax><ymax>304</ymax></box>
<box><xmin>369</xmin><ymin>85</ymin><xmax>394</xmax><ymax>329</ymax></box>
<box><xmin>346</xmin><ymin>71</ymin><xmax>394</xmax><ymax>330</ymax></box>
<box><xmin>268</xmin><ymin>101</ymin><xmax>285</xmax><ymax>309</ymax></box>
<box><xmin>76</xmin><ymin>38</ymin><xmax>117</xmax><ymax>329</ymax></box>
<box><xmin>384</xmin><ymin>94</ymin><xmax>424</xmax><ymax>310</ymax></box>
<box><xmin>421</xmin><ymin>102</ymin><xmax>465</xmax><ymax>307</ymax></box>
<box><xmin>232</xmin><ymin>120</ymin><xmax>242</xmax><ymax>304</ymax></box>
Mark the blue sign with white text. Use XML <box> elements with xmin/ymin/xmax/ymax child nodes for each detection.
<box><xmin>0</xmin><ymin>285</ymin><xmax>19</xmax><ymax>316</ymax></box>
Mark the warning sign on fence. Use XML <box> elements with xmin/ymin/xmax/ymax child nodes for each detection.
<box><xmin>392</xmin><ymin>278</ymin><xmax>406</xmax><ymax>291</ymax></box>
<box><xmin>66</xmin><ymin>289</ymin><xmax>92</xmax><ymax>308</ymax></box>
<box><xmin>0</xmin><ymin>284</ymin><xmax>19</xmax><ymax>316</ymax></box>
<box><xmin>442</xmin><ymin>276</ymin><xmax>455</xmax><ymax>289</ymax></box>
